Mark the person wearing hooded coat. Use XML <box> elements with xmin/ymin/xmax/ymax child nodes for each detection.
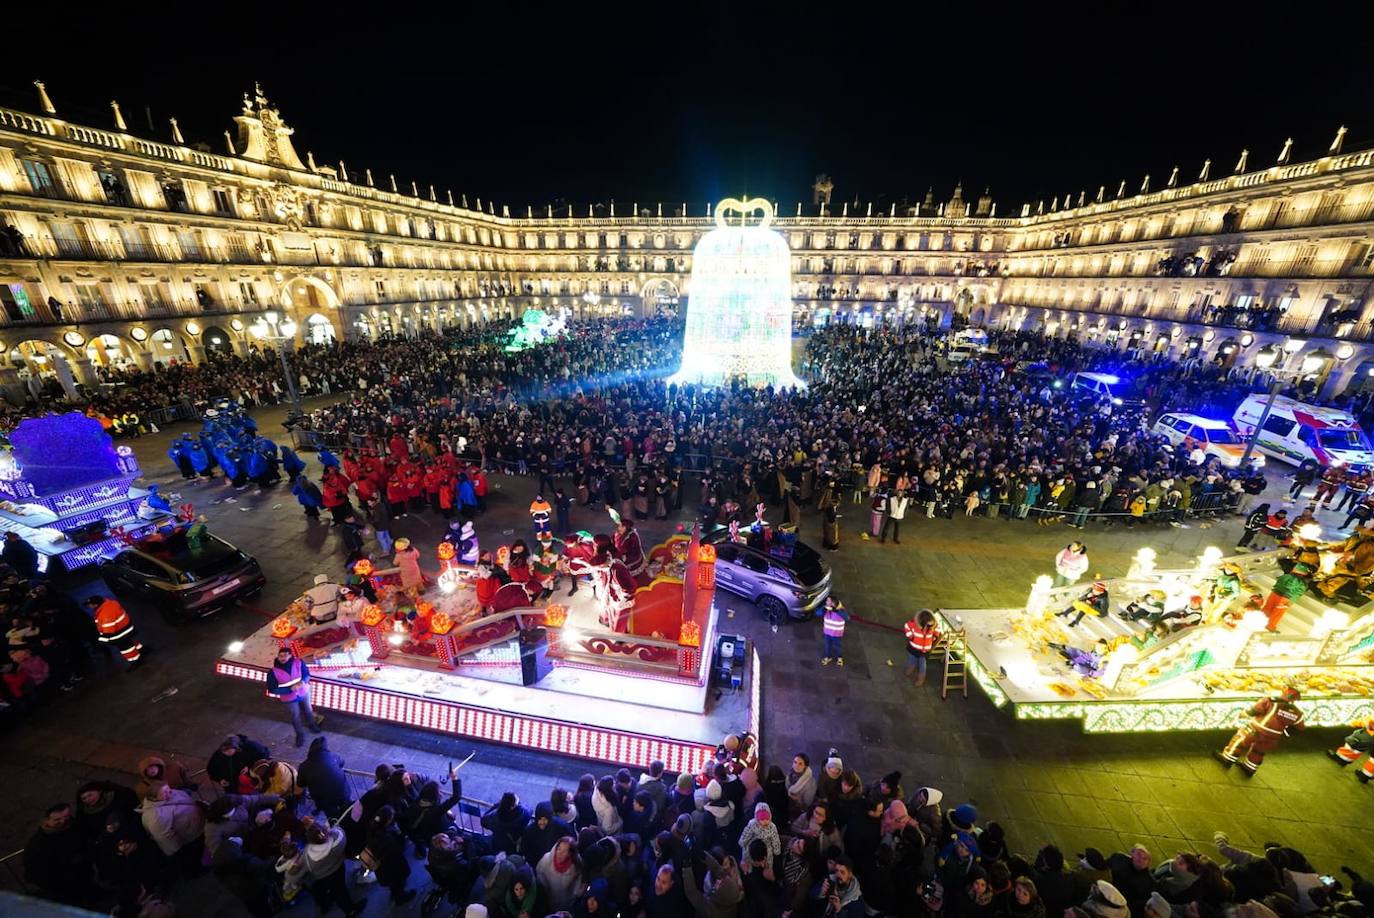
<box><xmin>521</xmin><ymin>800</ymin><xmax>573</xmax><ymax>864</ymax></box>
<box><xmin>366</xmin><ymin>804</ymin><xmax>416</xmax><ymax>905</ymax></box>
<box><xmin>406</xmin><ymin>778</ymin><xmax>463</xmax><ymax>856</ymax></box>
<box><xmin>908</xmin><ymin>787</ymin><xmax>943</xmax><ymax>844</ymax></box>
<box><xmin>203</xmin><ymin>792</ymin><xmax>280</xmax><ymax>859</ymax></box>
<box><xmin>1031</xmin><ymin>845</ymin><xmax>1076</xmax><ymax>918</ymax></box>
<box><xmin>575</xmin><ymin>876</ymin><xmax>620</xmax><ymax>918</ymax></box>
<box><xmin>297</xmin><ymin>735</ymin><xmax>350</xmax><ymax>820</ymax></box>
<box><xmin>484</xmin><ymin>791</ymin><xmax>533</xmax><ymax>855</ymax></box>
<box><xmin>74</xmin><ymin>780</ymin><xmax>140</xmax><ymax>844</ymax></box>
<box><xmin>208</xmin><ymin>734</ymin><xmax>270</xmax><ymax>792</ymax></box>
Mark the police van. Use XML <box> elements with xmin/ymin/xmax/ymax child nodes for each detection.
<box><xmin>1232</xmin><ymin>394</ymin><xmax>1374</xmax><ymax>469</ymax></box>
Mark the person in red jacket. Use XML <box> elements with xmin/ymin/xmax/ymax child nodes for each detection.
<box><xmin>343</xmin><ymin>451</ymin><xmax>363</xmax><ymax>486</ymax></box>
<box><xmin>387</xmin><ymin>433</ymin><xmax>409</xmax><ymax>464</ymax></box>
<box><xmin>903</xmin><ymin>609</ymin><xmax>940</xmax><ymax>686</ymax></box>
<box><xmin>402</xmin><ymin>464</ymin><xmax>424</xmax><ymax>515</ymax></box>
<box><xmin>438</xmin><ymin>474</ymin><xmax>457</xmax><ymax>519</ymax></box>
<box><xmin>469</xmin><ymin>465</ymin><xmax>489</xmax><ymax>514</ymax></box>
<box><xmin>423</xmin><ymin>465</ymin><xmax>445</xmax><ymax>514</ymax></box>
<box><xmin>386</xmin><ymin>472</ymin><xmax>408</xmax><ymax>519</ymax></box>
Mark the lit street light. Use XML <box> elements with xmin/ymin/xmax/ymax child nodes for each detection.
<box><xmin>249</xmin><ymin>310</ymin><xmax>302</xmax><ymax>417</ymax></box>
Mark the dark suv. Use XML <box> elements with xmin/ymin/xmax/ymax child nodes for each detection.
<box><xmin>98</xmin><ymin>532</ymin><xmax>265</xmax><ymax>620</ymax></box>
<box><xmin>701</xmin><ymin>526</ymin><xmax>831</xmax><ymax>623</ymax></box>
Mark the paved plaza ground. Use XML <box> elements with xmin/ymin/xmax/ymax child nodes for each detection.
<box><xmin>3</xmin><ymin>396</ymin><xmax>1372</xmax><ymax>910</ymax></box>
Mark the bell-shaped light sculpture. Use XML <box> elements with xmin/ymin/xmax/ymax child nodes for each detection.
<box><xmin>669</xmin><ymin>197</ymin><xmax>804</xmax><ymax>388</ymax></box>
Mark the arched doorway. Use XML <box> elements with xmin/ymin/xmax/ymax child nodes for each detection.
<box><xmin>85</xmin><ymin>334</ymin><xmax>138</xmax><ymax>371</ymax></box>
<box><xmin>969</xmin><ymin>305</ymin><xmax>987</xmax><ymax>327</ymax></box>
<box><xmin>305</xmin><ymin>313</ymin><xmax>336</xmax><ymax>345</ymax></box>
<box><xmin>149</xmin><ymin>328</ymin><xmax>190</xmax><ymax>365</ymax></box>
<box><xmin>282</xmin><ymin>274</ymin><xmax>341</xmax><ymax>312</ymax></box>
<box><xmin>202</xmin><ymin>326</ymin><xmax>233</xmax><ymax>355</ymax></box>
<box><xmin>9</xmin><ymin>340</ymin><xmax>79</xmax><ymax>400</ymax></box>
<box><xmin>642</xmin><ymin>278</ymin><xmax>681</xmax><ymax>318</ymax></box>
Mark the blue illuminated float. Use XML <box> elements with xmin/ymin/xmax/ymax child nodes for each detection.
<box><xmin>0</xmin><ymin>413</ymin><xmax>169</xmax><ymax>572</ymax></box>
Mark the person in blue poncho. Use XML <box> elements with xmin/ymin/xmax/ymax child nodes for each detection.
<box><xmin>168</xmin><ymin>439</ymin><xmax>195</xmax><ymax>479</ymax></box>
<box><xmin>280</xmin><ymin>446</ymin><xmax>306</xmax><ymax>483</ymax></box>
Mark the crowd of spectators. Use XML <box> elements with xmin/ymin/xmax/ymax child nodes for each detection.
<box><xmin>21</xmin><ymin>733</ymin><xmax>1374</xmax><ymax>918</ymax></box>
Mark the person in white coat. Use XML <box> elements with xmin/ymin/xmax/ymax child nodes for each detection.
<box><xmin>137</xmin><ymin>783</ymin><xmax>205</xmax><ymax>858</ymax></box>
<box><xmin>591</xmin><ymin>777</ymin><xmax>622</xmax><ymax>834</ymax></box>
<box><xmin>304</xmin><ymin>573</ymin><xmax>341</xmax><ymax>624</ymax></box>
<box><xmin>881</xmin><ymin>490</ymin><xmax>910</xmax><ymax>544</ymax></box>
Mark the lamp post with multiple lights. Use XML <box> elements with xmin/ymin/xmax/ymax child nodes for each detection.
<box><xmin>249</xmin><ymin>311</ymin><xmax>302</xmax><ymax>416</ymax></box>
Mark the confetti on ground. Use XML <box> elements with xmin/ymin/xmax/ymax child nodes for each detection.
<box><xmin>272</xmin><ymin>504</ymin><xmax>283</xmax><ymax>509</ymax></box>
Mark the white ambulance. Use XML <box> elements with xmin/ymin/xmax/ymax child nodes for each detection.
<box><xmin>1232</xmin><ymin>394</ymin><xmax>1374</xmax><ymax>469</ymax></box>
<box><xmin>1151</xmin><ymin>413</ymin><xmax>1263</xmax><ymax>468</ymax></box>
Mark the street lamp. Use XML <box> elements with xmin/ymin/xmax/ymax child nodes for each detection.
<box><xmin>1240</xmin><ymin>345</ymin><xmax>1333</xmax><ymax>467</ymax></box>
<box><xmin>249</xmin><ymin>311</ymin><xmax>302</xmax><ymax>416</ymax></box>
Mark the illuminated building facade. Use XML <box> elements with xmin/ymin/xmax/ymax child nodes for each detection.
<box><xmin>1</xmin><ymin>82</ymin><xmax>1372</xmax><ymax>402</ymax></box>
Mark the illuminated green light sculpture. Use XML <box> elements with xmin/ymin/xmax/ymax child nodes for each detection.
<box><xmin>669</xmin><ymin>197</ymin><xmax>804</xmax><ymax>388</ymax></box>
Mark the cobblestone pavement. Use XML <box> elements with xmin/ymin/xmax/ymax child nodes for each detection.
<box><xmin>3</xmin><ymin>397</ymin><xmax>1371</xmax><ymax>912</ymax></box>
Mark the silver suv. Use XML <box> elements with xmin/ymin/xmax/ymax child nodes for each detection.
<box><xmin>702</xmin><ymin>526</ymin><xmax>831</xmax><ymax>624</ymax></box>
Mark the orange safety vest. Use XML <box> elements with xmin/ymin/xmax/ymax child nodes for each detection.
<box><xmin>94</xmin><ymin>599</ymin><xmax>134</xmax><ymax>641</ymax></box>
<box><xmin>904</xmin><ymin>622</ymin><xmax>939</xmax><ymax>653</ymax></box>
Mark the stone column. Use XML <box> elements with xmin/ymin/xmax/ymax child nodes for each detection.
<box><xmin>72</xmin><ymin>357</ymin><xmax>101</xmax><ymax>390</ymax></box>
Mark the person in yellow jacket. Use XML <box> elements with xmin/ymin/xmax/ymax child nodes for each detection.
<box><xmin>86</xmin><ymin>595</ymin><xmax>144</xmax><ymax>667</ymax></box>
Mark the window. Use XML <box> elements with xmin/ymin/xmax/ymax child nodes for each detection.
<box><xmin>176</xmin><ymin>230</ymin><xmax>202</xmax><ymax>260</ymax></box>
<box><xmin>212</xmin><ymin>189</ymin><xmax>234</xmax><ymax>216</ymax></box>
<box><xmin>98</xmin><ymin>170</ymin><xmax>129</xmax><ymax>206</ymax></box>
<box><xmin>21</xmin><ymin>160</ymin><xmax>56</xmax><ymax>197</ymax></box>
<box><xmin>238</xmin><ymin>282</ymin><xmax>258</xmax><ymax>305</ymax></box>
<box><xmin>374</xmin><ymin>279</ymin><xmax>386</xmax><ymax>300</ymax></box>
<box><xmin>738</xmin><ymin>552</ymin><xmax>770</xmax><ymax>574</ymax></box>
<box><xmin>1</xmin><ymin>284</ymin><xmax>36</xmax><ymax>321</ymax></box>
<box><xmin>1318</xmin><ymin>428</ymin><xmax>1373</xmax><ymax>451</ymax></box>
<box><xmin>1261</xmin><ymin>415</ymin><xmax>1295</xmax><ymax>438</ymax></box>
<box><xmin>74</xmin><ymin>285</ymin><xmax>112</xmax><ymax>320</ymax></box>
<box><xmin>122</xmin><ymin>553</ymin><xmax>169</xmax><ymax>579</ymax></box>
<box><xmin>1202</xmin><ymin>428</ymin><xmax>1240</xmax><ymax>445</ymax></box>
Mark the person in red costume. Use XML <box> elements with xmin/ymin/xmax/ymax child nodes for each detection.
<box><xmin>612</xmin><ymin>514</ymin><xmax>647</xmax><ymax>582</ymax></box>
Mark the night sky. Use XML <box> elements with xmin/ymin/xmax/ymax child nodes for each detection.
<box><xmin>4</xmin><ymin>11</ymin><xmax>1369</xmax><ymax>217</ymax></box>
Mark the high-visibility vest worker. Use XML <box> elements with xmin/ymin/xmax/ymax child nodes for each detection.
<box><xmin>87</xmin><ymin>596</ymin><xmax>143</xmax><ymax>665</ymax></box>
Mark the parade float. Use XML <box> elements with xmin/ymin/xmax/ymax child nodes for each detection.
<box><xmin>0</xmin><ymin>413</ymin><xmax>172</xmax><ymax>572</ymax></box>
<box><xmin>218</xmin><ymin>526</ymin><xmax>755</xmax><ymax>771</ymax></box>
<box><xmin>941</xmin><ymin>542</ymin><xmax>1374</xmax><ymax>733</ymax></box>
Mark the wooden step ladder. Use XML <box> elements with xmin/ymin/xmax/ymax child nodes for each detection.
<box><xmin>940</xmin><ymin>627</ymin><xmax>968</xmax><ymax>699</ymax></box>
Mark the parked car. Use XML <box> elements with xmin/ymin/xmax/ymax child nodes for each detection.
<box><xmin>701</xmin><ymin>526</ymin><xmax>831</xmax><ymax>623</ymax></box>
<box><xmin>98</xmin><ymin>531</ymin><xmax>265</xmax><ymax>620</ymax></box>
<box><xmin>1152</xmin><ymin>412</ymin><xmax>1264</xmax><ymax>469</ymax></box>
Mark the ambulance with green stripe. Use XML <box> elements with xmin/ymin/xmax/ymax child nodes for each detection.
<box><xmin>1233</xmin><ymin>394</ymin><xmax>1374</xmax><ymax>470</ymax></box>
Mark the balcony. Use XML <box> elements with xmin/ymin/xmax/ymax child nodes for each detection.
<box><xmin>119</xmin><ymin>241</ymin><xmax>180</xmax><ymax>263</ymax></box>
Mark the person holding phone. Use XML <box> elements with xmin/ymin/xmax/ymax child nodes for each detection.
<box><xmin>814</xmin><ymin>855</ymin><xmax>866</xmax><ymax>918</ymax></box>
